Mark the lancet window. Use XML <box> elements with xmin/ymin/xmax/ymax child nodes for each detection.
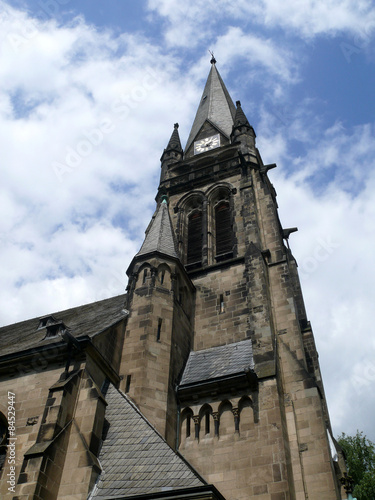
<box><xmin>177</xmin><ymin>185</ymin><xmax>235</xmax><ymax>267</ymax></box>
<box><xmin>187</xmin><ymin>210</ymin><xmax>203</xmax><ymax>265</ymax></box>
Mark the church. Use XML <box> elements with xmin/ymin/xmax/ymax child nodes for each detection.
<box><xmin>0</xmin><ymin>58</ymin><xmax>345</xmax><ymax>499</ymax></box>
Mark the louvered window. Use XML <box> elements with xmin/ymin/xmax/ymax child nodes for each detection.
<box><xmin>215</xmin><ymin>202</ymin><xmax>232</xmax><ymax>257</ymax></box>
<box><xmin>187</xmin><ymin>211</ymin><xmax>202</xmax><ymax>265</ymax></box>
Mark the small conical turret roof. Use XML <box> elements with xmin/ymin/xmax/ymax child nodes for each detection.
<box><xmin>233</xmin><ymin>100</ymin><xmax>251</xmax><ymax>128</ymax></box>
<box><xmin>136</xmin><ymin>198</ymin><xmax>179</xmax><ymax>260</ymax></box>
<box><xmin>166</xmin><ymin>123</ymin><xmax>182</xmax><ymax>153</ymax></box>
<box><xmin>185</xmin><ymin>59</ymin><xmax>236</xmax><ymax>153</ymax></box>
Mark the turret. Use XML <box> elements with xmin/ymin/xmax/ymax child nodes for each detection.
<box><xmin>230</xmin><ymin>100</ymin><xmax>256</xmax><ymax>152</ymax></box>
<box><xmin>121</xmin><ymin>197</ymin><xmax>194</xmax><ymax>447</ymax></box>
<box><xmin>160</xmin><ymin>123</ymin><xmax>183</xmax><ymax>183</ymax></box>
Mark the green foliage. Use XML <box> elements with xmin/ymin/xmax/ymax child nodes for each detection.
<box><xmin>337</xmin><ymin>431</ymin><xmax>375</xmax><ymax>500</ymax></box>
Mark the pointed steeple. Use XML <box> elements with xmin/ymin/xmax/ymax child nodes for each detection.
<box><xmin>165</xmin><ymin>123</ymin><xmax>182</xmax><ymax>153</ymax></box>
<box><xmin>233</xmin><ymin>100</ymin><xmax>251</xmax><ymax>129</ymax></box>
<box><xmin>185</xmin><ymin>59</ymin><xmax>236</xmax><ymax>154</ymax></box>
<box><xmin>135</xmin><ymin>197</ymin><xmax>179</xmax><ymax>260</ymax></box>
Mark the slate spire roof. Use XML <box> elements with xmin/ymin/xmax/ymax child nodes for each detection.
<box><xmin>135</xmin><ymin>199</ymin><xmax>179</xmax><ymax>260</ymax></box>
<box><xmin>233</xmin><ymin>100</ymin><xmax>251</xmax><ymax>129</ymax></box>
<box><xmin>91</xmin><ymin>384</ymin><xmax>205</xmax><ymax>499</ymax></box>
<box><xmin>185</xmin><ymin>60</ymin><xmax>237</xmax><ymax>153</ymax></box>
<box><xmin>165</xmin><ymin>123</ymin><xmax>183</xmax><ymax>153</ymax></box>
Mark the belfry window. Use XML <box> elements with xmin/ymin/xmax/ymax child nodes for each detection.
<box><xmin>215</xmin><ymin>201</ymin><xmax>232</xmax><ymax>258</ymax></box>
<box><xmin>187</xmin><ymin>211</ymin><xmax>203</xmax><ymax>265</ymax></box>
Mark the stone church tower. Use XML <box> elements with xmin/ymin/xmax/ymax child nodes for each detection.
<box><xmin>0</xmin><ymin>60</ymin><xmax>344</xmax><ymax>500</ymax></box>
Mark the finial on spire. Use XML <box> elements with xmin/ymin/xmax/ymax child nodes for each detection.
<box><xmin>174</xmin><ymin>123</ymin><xmax>179</xmax><ymax>129</ymax></box>
<box><xmin>209</xmin><ymin>50</ymin><xmax>216</xmax><ymax>65</ymax></box>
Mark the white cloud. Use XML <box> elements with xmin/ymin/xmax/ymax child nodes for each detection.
<box><xmin>207</xmin><ymin>27</ymin><xmax>299</xmax><ymax>85</ymax></box>
<box><xmin>0</xmin><ymin>3</ymin><xmax>198</xmax><ymax>325</ymax></box>
<box><xmin>147</xmin><ymin>0</ymin><xmax>375</xmax><ymax>40</ymax></box>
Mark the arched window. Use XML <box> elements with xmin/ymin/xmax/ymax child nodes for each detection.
<box><xmin>215</xmin><ymin>201</ymin><xmax>232</xmax><ymax>258</ymax></box>
<box><xmin>239</xmin><ymin>397</ymin><xmax>254</xmax><ymax>436</ymax></box>
<box><xmin>180</xmin><ymin>408</ymin><xmax>193</xmax><ymax>447</ymax></box>
<box><xmin>199</xmin><ymin>404</ymin><xmax>213</xmax><ymax>438</ymax></box>
<box><xmin>218</xmin><ymin>401</ymin><xmax>233</xmax><ymax>437</ymax></box>
<box><xmin>187</xmin><ymin>210</ymin><xmax>203</xmax><ymax>265</ymax></box>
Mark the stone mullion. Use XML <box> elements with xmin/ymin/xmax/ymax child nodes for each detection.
<box><xmin>232</xmin><ymin>407</ymin><xmax>240</xmax><ymax>433</ymax></box>
<box><xmin>212</xmin><ymin>412</ymin><xmax>219</xmax><ymax>437</ymax></box>
<box><xmin>193</xmin><ymin>416</ymin><xmax>200</xmax><ymax>440</ymax></box>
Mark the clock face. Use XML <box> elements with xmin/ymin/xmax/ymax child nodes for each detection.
<box><xmin>194</xmin><ymin>134</ymin><xmax>220</xmax><ymax>154</ymax></box>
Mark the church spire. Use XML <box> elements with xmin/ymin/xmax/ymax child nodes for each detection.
<box><xmin>184</xmin><ymin>59</ymin><xmax>236</xmax><ymax>154</ymax></box>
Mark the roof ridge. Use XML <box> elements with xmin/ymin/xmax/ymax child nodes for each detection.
<box><xmin>0</xmin><ymin>293</ymin><xmax>128</xmax><ymax>331</ymax></box>
<box><xmin>190</xmin><ymin>338</ymin><xmax>253</xmax><ymax>356</ymax></box>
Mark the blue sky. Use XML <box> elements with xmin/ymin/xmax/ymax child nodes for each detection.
<box><xmin>1</xmin><ymin>0</ymin><xmax>375</xmax><ymax>443</ymax></box>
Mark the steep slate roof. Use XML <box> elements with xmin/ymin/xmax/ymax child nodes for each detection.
<box><xmin>180</xmin><ymin>339</ymin><xmax>254</xmax><ymax>387</ymax></box>
<box><xmin>185</xmin><ymin>62</ymin><xmax>236</xmax><ymax>153</ymax></box>
<box><xmin>233</xmin><ymin>100</ymin><xmax>251</xmax><ymax>129</ymax></box>
<box><xmin>135</xmin><ymin>200</ymin><xmax>179</xmax><ymax>260</ymax></box>
<box><xmin>165</xmin><ymin>123</ymin><xmax>183</xmax><ymax>153</ymax></box>
<box><xmin>91</xmin><ymin>384</ymin><xmax>205</xmax><ymax>499</ymax></box>
<box><xmin>0</xmin><ymin>294</ymin><xmax>127</xmax><ymax>357</ymax></box>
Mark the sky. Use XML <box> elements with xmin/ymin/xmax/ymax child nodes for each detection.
<box><xmin>0</xmin><ymin>0</ymin><xmax>374</xmax><ymax>443</ymax></box>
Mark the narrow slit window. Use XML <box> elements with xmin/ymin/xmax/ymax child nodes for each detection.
<box><xmin>160</xmin><ymin>271</ymin><xmax>165</xmax><ymax>284</ymax></box>
<box><xmin>157</xmin><ymin>318</ymin><xmax>162</xmax><ymax>342</ymax></box>
<box><xmin>220</xmin><ymin>294</ymin><xmax>225</xmax><ymax>313</ymax></box>
<box><xmin>142</xmin><ymin>269</ymin><xmax>148</xmax><ymax>284</ymax></box>
<box><xmin>125</xmin><ymin>375</ymin><xmax>131</xmax><ymax>393</ymax></box>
